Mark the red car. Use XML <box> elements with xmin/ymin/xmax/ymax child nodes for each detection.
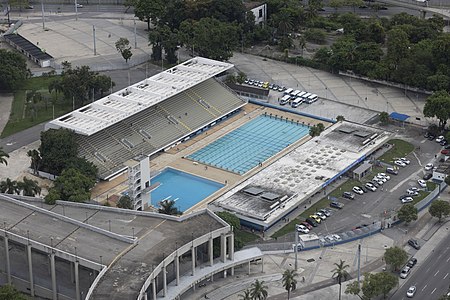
<box><xmin>300</xmin><ymin>221</ymin><xmax>313</xmax><ymax>230</ymax></box>
<box><xmin>441</xmin><ymin>149</ymin><xmax>450</xmax><ymax>155</ymax></box>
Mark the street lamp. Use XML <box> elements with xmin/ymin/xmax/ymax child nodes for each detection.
<box><xmin>294</xmin><ymin>224</ymin><xmax>300</xmax><ymax>270</ymax></box>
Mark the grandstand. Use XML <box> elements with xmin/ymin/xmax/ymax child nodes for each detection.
<box><xmin>46</xmin><ymin>57</ymin><xmax>247</xmax><ymax>179</ymax></box>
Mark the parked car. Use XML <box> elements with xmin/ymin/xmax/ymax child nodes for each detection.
<box><xmin>378</xmin><ymin>173</ymin><xmax>391</xmax><ymax>180</ymax></box>
<box><xmin>319</xmin><ymin>208</ymin><xmax>332</xmax><ymax>217</ymax></box>
<box><xmin>401</xmin><ymin>197</ymin><xmax>414</xmax><ymax>203</ymax></box>
<box><xmin>436</xmin><ymin>135</ymin><xmax>445</xmax><ymax>143</ymax></box>
<box><xmin>441</xmin><ymin>140</ymin><xmax>448</xmax><ymax>146</ymax></box>
<box><xmin>330</xmin><ymin>201</ymin><xmax>344</xmax><ymax>209</ymax></box>
<box><xmin>406</xmin><ymin>257</ymin><xmax>417</xmax><ymax>268</ymax></box>
<box><xmin>365</xmin><ymin>182</ymin><xmax>377</xmax><ymax>192</ymax></box>
<box><xmin>424</xmin><ymin>163</ymin><xmax>433</xmax><ymax>171</ymax></box>
<box><xmin>394</xmin><ymin>160</ymin><xmax>407</xmax><ymax>167</ymax></box>
<box><xmin>408</xmin><ymin>239</ymin><xmax>421</xmax><ymax>250</ymax></box>
<box><xmin>400</xmin><ymin>266</ymin><xmax>411</xmax><ymax>279</ymax></box>
<box><xmin>352</xmin><ymin>186</ymin><xmax>364</xmax><ymax>195</ymax></box>
<box><xmin>343</xmin><ymin>191</ymin><xmax>355</xmax><ymax>200</ymax></box>
<box><xmin>406</xmin><ymin>190</ymin><xmax>419</xmax><ymax>197</ymax></box>
<box><xmin>399</xmin><ymin>158</ymin><xmax>410</xmax><ymax>165</ymax></box>
<box><xmin>309</xmin><ymin>215</ymin><xmax>322</xmax><ymax>224</ymax></box>
<box><xmin>386</xmin><ymin>167</ymin><xmax>398</xmax><ymax>175</ymax></box>
<box><xmin>332</xmin><ymin>234</ymin><xmax>342</xmax><ymax>241</ymax></box>
<box><xmin>423</xmin><ymin>173</ymin><xmax>432</xmax><ymax>180</ymax></box>
<box><xmin>441</xmin><ymin>149</ymin><xmax>450</xmax><ymax>155</ymax></box>
<box><xmin>376</xmin><ymin>175</ymin><xmax>388</xmax><ymax>183</ymax></box>
<box><xmin>418</xmin><ymin>179</ymin><xmax>427</xmax><ymax>188</ymax></box>
<box><xmin>399</xmin><ymin>194</ymin><xmax>410</xmax><ymax>200</ymax></box>
<box><xmin>373</xmin><ymin>178</ymin><xmax>384</xmax><ymax>186</ymax></box>
<box><xmin>75</xmin><ymin>3</ymin><xmax>83</xmax><ymax>8</ymax></box>
<box><xmin>297</xmin><ymin>224</ymin><xmax>309</xmax><ymax>234</ymax></box>
<box><xmin>305</xmin><ymin>218</ymin><xmax>318</xmax><ymax>227</ymax></box>
<box><xmin>300</xmin><ymin>221</ymin><xmax>313</xmax><ymax>230</ymax></box>
<box><xmin>316</xmin><ymin>211</ymin><xmax>327</xmax><ymax>220</ymax></box>
<box><xmin>428</xmin><ymin>134</ymin><xmax>436</xmax><ymax>141</ymax></box>
<box><xmin>406</xmin><ymin>286</ymin><xmax>416</xmax><ymax>298</ymax></box>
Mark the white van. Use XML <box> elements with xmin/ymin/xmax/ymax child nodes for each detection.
<box><xmin>284</xmin><ymin>88</ymin><xmax>293</xmax><ymax>95</ymax></box>
<box><xmin>307</xmin><ymin>94</ymin><xmax>318</xmax><ymax>103</ymax></box>
<box><xmin>297</xmin><ymin>91</ymin><xmax>307</xmax><ymax>98</ymax></box>
<box><xmin>279</xmin><ymin>95</ymin><xmax>291</xmax><ymax>105</ymax></box>
<box><xmin>290</xmin><ymin>90</ymin><xmax>301</xmax><ymax>98</ymax></box>
<box><xmin>291</xmin><ymin>98</ymin><xmax>303</xmax><ymax>108</ymax></box>
<box><xmin>302</xmin><ymin>92</ymin><xmax>312</xmax><ymax>100</ymax></box>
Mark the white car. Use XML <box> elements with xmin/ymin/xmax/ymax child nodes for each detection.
<box><xmin>406</xmin><ymin>286</ymin><xmax>416</xmax><ymax>298</ymax></box>
<box><xmin>331</xmin><ymin>234</ymin><xmax>342</xmax><ymax>241</ymax></box>
<box><xmin>373</xmin><ymin>178</ymin><xmax>384</xmax><ymax>185</ymax></box>
<box><xmin>376</xmin><ymin>175</ymin><xmax>387</xmax><ymax>183</ymax></box>
<box><xmin>424</xmin><ymin>163</ymin><xmax>433</xmax><ymax>171</ymax></box>
<box><xmin>316</xmin><ymin>211</ymin><xmax>327</xmax><ymax>220</ymax></box>
<box><xmin>395</xmin><ymin>160</ymin><xmax>407</xmax><ymax>167</ymax></box>
<box><xmin>297</xmin><ymin>224</ymin><xmax>309</xmax><ymax>234</ymax></box>
<box><xmin>352</xmin><ymin>186</ymin><xmax>364</xmax><ymax>195</ymax></box>
<box><xmin>75</xmin><ymin>3</ymin><xmax>83</xmax><ymax>8</ymax></box>
<box><xmin>365</xmin><ymin>182</ymin><xmax>377</xmax><ymax>192</ymax></box>
<box><xmin>400</xmin><ymin>157</ymin><xmax>411</xmax><ymax>165</ymax></box>
<box><xmin>436</xmin><ymin>135</ymin><xmax>444</xmax><ymax>143</ymax></box>
<box><xmin>417</xmin><ymin>179</ymin><xmax>427</xmax><ymax>188</ymax></box>
<box><xmin>378</xmin><ymin>173</ymin><xmax>391</xmax><ymax>180</ymax></box>
<box><xmin>400</xmin><ymin>266</ymin><xmax>411</xmax><ymax>278</ymax></box>
<box><xmin>401</xmin><ymin>197</ymin><xmax>414</xmax><ymax>204</ymax></box>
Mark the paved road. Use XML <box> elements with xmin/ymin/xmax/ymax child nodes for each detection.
<box><xmin>391</xmin><ymin>232</ymin><xmax>450</xmax><ymax>300</ymax></box>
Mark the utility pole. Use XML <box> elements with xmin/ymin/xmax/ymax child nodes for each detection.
<box><xmin>294</xmin><ymin>224</ymin><xmax>299</xmax><ymax>270</ymax></box>
<box><xmin>41</xmin><ymin>0</ymin><xmax>45</xmax><ymax>29</ymax></box>
<box><xmin>357</xmin><ymin>243</ymin><xmax>361</xmax><ymax>289</ymax></box>
<box><xmin>93</xmin><ymin>25</ymin><xmax>96</xmax><ymax>55</ymax></box>
<box><xmin>134</xmin><ymin>19</ymin><xmax>137</xmax><ymax>49</ymax></box>
<box><xmin>75</xmin><ymin>0</ymin><xmax>78</xmax><ymax>21</ymax></box>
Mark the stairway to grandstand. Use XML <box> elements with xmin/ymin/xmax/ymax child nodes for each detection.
<box><xmin>75</xmin><ymin>78</ymin><xmax>246</xmax><ymax>179</ymax></box>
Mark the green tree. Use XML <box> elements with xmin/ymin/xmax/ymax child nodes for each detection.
<box><xmin>45</xmin><ymin>168</ymin><xmax>95</xmax><ymax>203</ymax></box>
<box><xmin>362</xmin><ymin>272</ymin><xmax>398</xmax><ymax>299</ymax></box>
<box><xmin>309</xmin><ymin>125</ymin><xmax>321</xmax><ymax>137</ymax></box>
<box><xmin>0</xmin><ymin>147</ymin><xmax>10</xmax><ymax>166</ymax></box>
<box><xmin>345</xmin><ymin>281</ymin><xmax>362</xmax><ymax>299</ymax></box>
<box><xmin>39</xmin><ymin>129</ymin><xmax>78</xmax><ymax>175</ymax></box>
<box><xmin>238</xmin><ymin>289</ymin><xmax>252</xmax><ymax>300</ymax></box>
<box><xmin>336</xmin><ymin>115</ymin><xmax>345</xmax><ymax>122</ymax></box>
<box><xmin>384</xmin><ymin>246</ymin><xmax>408</xmax><ymax>271</ymax></box>
<box><xmin>423</xmin><ymin>90</ymin><xmax>450</xmax><ymax>130</ymax></box>
<box><xmin>304</xmin><ymin>28</ymin><xmax>326</xmax><ymax>44</ymax></box>
<box><xmin>158</xmin><ymin>199</ymin><xmax>181</xmax><ymax>215</ymax></box>
<box><xmin>134</xmin><ymin>0</ymin><xmax>165</xmax><ymax>30</ymax></box>
<box><xmin>66</xmin><ymin>157</ymin><xmax>98</xmax><ymax>181</ymax></box>
<box><xmin>282</xmin><ymin>269</ymin><xmax>298</xmax><ymax>300</ymax></box>
<box><xmin>0</xmin><ymin>178</ymin><xmax>20</xmax><ymax>194</ymax></box>
<box><xmin>331</xmin><ymin>259</ymin><xmax>350</xmax><ymax>300</ymax></box>
<box><xmin>0</xmin><ymin>284</ymin><xmax>28</xmax><ymax>300</ymax></box>
<box><xmin>397</xmin><ymin>204</ymin><xmax>418</xmax><ymax>225</ymax></box>
<box><xmin>216</xmin><ymin>211</ymin><xmax>241</xmax><ymax>230</ymax></box>
<box><xmin>18</xmin><ymin>177</ymin><xmax>41</xmax><ymax>197</ymax></box>
<box><xmin>386</xmin><ymin>28</ymin><xmax>410</xmax><ymax>68</ymax></box>
<box><xmin>429</xmin><ymin>200</ymin><xmax>450</xmax><ymax>222</ymax></box>
<box><xmin>0</xmin><ymin>49</ymin><xmax>28</xmax><ymax>90</ymax></box>
<box><xmin>27</xmin><ymin>149</ymin><xmax>41</xmax><ymax>175</ymax></box>
<box><xmin>115</xmin><ymin>38</ymin><xmax>133</xmax><ymax>63</ymax></box>
<box><xmin>379</xmin><ymin>112</ymin><xmax>389</xmax><ymax>125</ymax></box>
<box><xmin>117</xmin><ymin>195</ymin><xmax>133</xmax><ymax>209</ymax></box>
<box><xmin>250</xmin><ymin>279</ymin><xmax>268</xmax><ymax>300</ymax></box>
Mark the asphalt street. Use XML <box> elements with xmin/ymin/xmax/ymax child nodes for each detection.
<box><xmin>391</xmin><ymin>232</ymin><xmax>450</xmax><ymax>300</ymax></box>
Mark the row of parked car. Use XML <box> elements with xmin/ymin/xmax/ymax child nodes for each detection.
<box><xmin>244</xmin><ymin>79</ymin><xmax>287</xmax><ymax>92</ymax></box>
<box><xmin>342</xmin><ymin>172</ymin><xmax>393</xmax><ymax>199</ymax></box>
<box><xmin>297</xmin><ymin>208</ymin><xmax>334</xmax><ymax>233</ymax></box>
<box><xmin>425</xmin><ymin>132</ymin><xmax>448</xmax><ymax>146</ymax></box>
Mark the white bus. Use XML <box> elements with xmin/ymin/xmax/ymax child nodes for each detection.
<box><xmin>307</xmin><ymin>94</ymin><xmax>318</xmax><ymax>103</ymax></box>
<box><xmin>284</xmin><ymin>88</ymin><xmax>293</xmax><ymax>95</ymax></box>
<box><xmin>291</xmin><ymin>97</ymin><xmax>303</xmax><ymax>108</ymax></box>
<box><xmin>279</xmin><ymin>95</ymin><xmax>291</xmax><ymax>105</ymax></box>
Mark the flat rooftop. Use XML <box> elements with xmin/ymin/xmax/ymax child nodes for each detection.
<box><xmin>214</xmin><ymin>121</ymin><xmax>391</xmax><ymax>225</ymax></box>
<box><xmin>0</xmin><ymin>195</ymin><xmax>226</xmax><ymax>299</ymax></box>
<box><xmin>46</xmin><ymin>57</ymin><xmax>233</xmax><ymax>136</ymax></box>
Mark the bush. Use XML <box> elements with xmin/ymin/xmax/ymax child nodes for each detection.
<box><xmin>304</xmin><ymin>28</ymin><xmax>327</xmax><ymax>44</ymax></box>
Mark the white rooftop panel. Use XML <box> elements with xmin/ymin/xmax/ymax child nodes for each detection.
<box><xmin>45</xmin><ymin>57</ymin><xmax>233</xmax><ymax>135</ymax></box>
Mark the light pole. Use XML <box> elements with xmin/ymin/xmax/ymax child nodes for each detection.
<box><xmin>294</xmin><ymin>224</ymin><xmax>299</xmax><ymax>270</ymax></box>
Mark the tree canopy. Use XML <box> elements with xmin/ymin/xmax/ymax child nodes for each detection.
<box><xmin>117</xmin><ymin>195</ymin><xmax>133</xmax><ymax>209</ymax></box>
<box><xmin>0</xmin><ymin>284</ymin><xmax>28</xmax><ymax>300</ymax></box>
<box><xmin>45</xmin><ymin>168</ymin><xmax>95</xmax><ymax>204</ymax></box>
<box><xmin>115</xmin><ymin>38</ymin><xmax>133</xmax><ymax>63</ymax></box>
<box><xmin>397</xmin><ymin>204</ymin><xmax>418</xmax><ymax>225</ymax></box>
<box><xmin>0</xmin><ymin>49</ymin><xmax>28</xmax><ymax>91</ymax></box>
<box><xmin>384</xmin><ymin>246</ymin><xmax>408</xmax><ymax>271</ymax></box>
<box><xmin>424</xmin><ymin>90</ymin><xmax>450</xmax><ymax>130</ymax></box>
<box><xmin>429</xmin><ymin>200</ymin><xmax>450</xmax><ymax>222</ymax></box>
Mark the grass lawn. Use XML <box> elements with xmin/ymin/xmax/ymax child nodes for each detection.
<box><xmin>378</xmin><ymin>139</ymin><xmax>415</xmax><ymax>163</ymax></box>
<box><xmin>1</xmin><ymin>76</ymin><xmax>73</xmax><ymax>138</ymax></box>
<box><xmin>237</xmin><ymin>230</ymin><xmax>259</xmax><ymax>244</ymax></box>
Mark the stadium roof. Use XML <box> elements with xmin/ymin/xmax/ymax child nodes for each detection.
<box><xmin>46</xmin><ymin>57</ymin><xmax>234</xmax><ymax>136</ymax></box>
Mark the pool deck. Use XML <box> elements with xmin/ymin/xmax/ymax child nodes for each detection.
<box><xmin>91</xmin><ymin>103</ymin><xmax>332</xmax><ymax>213</ymax></box>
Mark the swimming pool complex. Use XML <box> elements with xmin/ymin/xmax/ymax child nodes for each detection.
<box><xmin>187</xmin><ymin>114</ymin><xmax>310</xmax><ymax>174</ymax></box>
<box><xmin>149</xmin><ymin>168</ymin><xmax>224</xmax><ymax>212</ymax></box>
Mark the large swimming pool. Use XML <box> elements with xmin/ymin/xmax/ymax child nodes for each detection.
<box><xmin>187</xmin><ymin>114</ymin><xmax>310</xmax><ymax>174</ymax></box>
<box><xmin>149</xmin><ymin>168</ymin><xmax>224</xmax><ymax>212</ymax></box>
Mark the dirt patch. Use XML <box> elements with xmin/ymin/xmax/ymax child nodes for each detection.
<box><xmin>0</xmin><ymin>92</ymin><xmax>14</xmax><ymax>136</ymax></box>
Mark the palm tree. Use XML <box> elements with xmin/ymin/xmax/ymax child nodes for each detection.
<box><xmin>238</xmin><ymin>289</ymin><xmax>252</xmax><ymax>300</ymax></box>
<box><xmin>0</xmin><ymin>147</ymin><xmax>9</xmax><ymax>166</ymax></box>
<box><xmin>18</xmin><ymin>177</ymin><xmax>41</xmax><ymax>196</ymax></box>
<box><xmin>158</xmin><ymin>199</ymin><xmax>181</xmax><ymax>215</ymax></box>
<box><xmin>250</xmin><ymin>279</ymin><xmax>268</xmax><ymax>300</ymax></box>
<box><xmin>282</xmin><ymin>269</ymin><xmax>298</xmax><ymax>300</ymax></box>
<box><xmin>331</xmin><ymin>259</ymin><xmax>350</xmax><ymax>300</ymax></box>
<box><xmin>0</xmin><ymin>178</ymin><xmax>20</xmax><ymax>194</ymax></box>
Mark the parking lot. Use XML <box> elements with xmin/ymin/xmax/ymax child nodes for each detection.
<box><xmin>293</xmin><ymin>130</ymin><xmax>444</xmax><ymax>239</ymax></box>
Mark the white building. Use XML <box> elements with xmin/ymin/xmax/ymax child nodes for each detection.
<box><xmin>244</xmin><ymin>2</ymin><xmax>267</xmax><ymax>25</ymax></box>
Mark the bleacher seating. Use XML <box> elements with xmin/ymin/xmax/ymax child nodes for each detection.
<box><xmin>75</xmin><ymin>78</ymin><xmax>246</xmax><ymax>179</ymax></box>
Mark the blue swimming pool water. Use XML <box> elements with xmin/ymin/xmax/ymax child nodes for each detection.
<box><xmin>149</xmin><ymin>168</ymin><xmax>224</xmax><ymax>212</ymax></box>
<box><xmin>187</xmin><ymin>114</ymin><xmax>310</xmax><ymax>174</ymax></box>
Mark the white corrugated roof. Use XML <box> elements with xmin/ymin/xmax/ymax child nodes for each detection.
<box><xmin>45</xmin><ymin>57</ymin><xmax>233</xmax><ymax>136</ymax></box>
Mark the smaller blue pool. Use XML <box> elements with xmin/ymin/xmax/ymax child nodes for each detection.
<box><xmin>149</xmin><ymin>168</ymin><xmax>224</xmax><ymax>212</ymax></box>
